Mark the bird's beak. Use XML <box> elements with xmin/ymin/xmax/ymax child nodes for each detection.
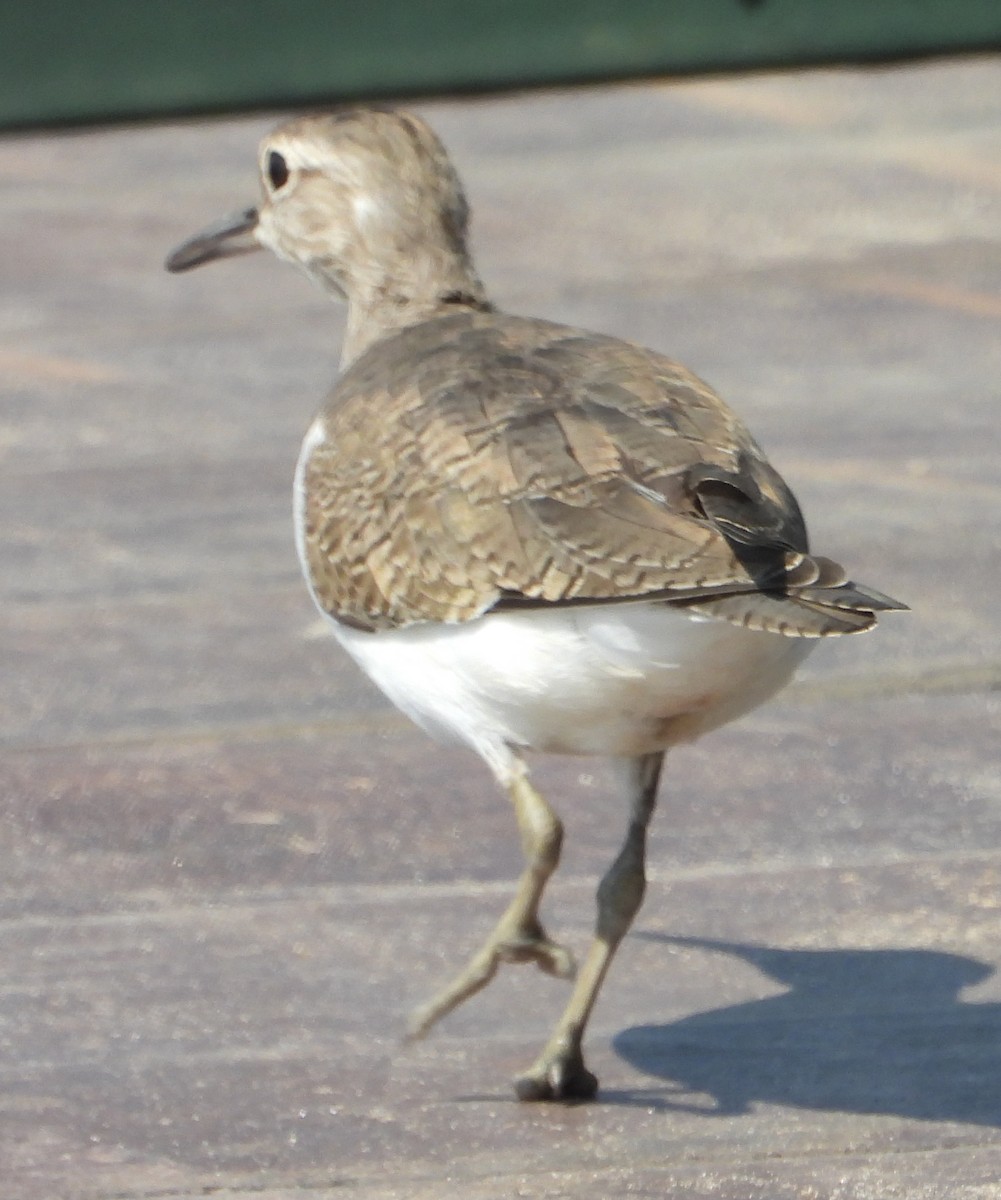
<box><xmin>165</xmin><ymin>206</ymin><xmax>261</xmax><ymax>273</ymax></box>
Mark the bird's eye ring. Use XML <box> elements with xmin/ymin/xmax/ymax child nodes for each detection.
<box><xmin>267</xmin><ymin>150</ymin><xmax>290</xmax><ymax>191</ymax></box>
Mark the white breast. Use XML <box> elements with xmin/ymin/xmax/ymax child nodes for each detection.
<box><xmin>293</xmin><ymin>415</ymin><xmax>327</xmax><ymax>574</ymax></box>
<box><xmin>328</xmin><ymin>601</ymin><xmax>811</xmax><ymax>771</ymax></box>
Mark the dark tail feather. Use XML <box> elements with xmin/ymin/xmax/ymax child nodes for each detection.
<box><xmin>676</xmin><ymin>555</ymin><xmax>907</xmax><ymax>638</ymax></box>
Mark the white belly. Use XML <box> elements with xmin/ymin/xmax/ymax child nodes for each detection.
<box><xmin>329</xmin><ymin>602</ymin><xmax>811</xmax><ymax>764</ymax></box>
<box><xmin>294</xmin><ymin>425</ymin><xmax>810</xmax><ymax>769</ymax></box>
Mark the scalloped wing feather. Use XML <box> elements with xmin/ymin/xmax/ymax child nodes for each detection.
<box><xmin>299</xmin><ymin>311</ymin><xmax>905</xmax><ymax>634</ymax></box>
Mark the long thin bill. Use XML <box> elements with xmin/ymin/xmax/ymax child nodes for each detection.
<box><xmin>165</xmin><ymin>207</ymin><xmax>260</xmax><ymax>273</ymax></box>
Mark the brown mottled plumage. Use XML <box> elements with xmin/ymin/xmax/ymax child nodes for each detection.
<box><xmin>167</xmin><ymin>109</ymin><xmax>905</xmax><ymax>1103</ymax></box>
<box><xmin>301</xmin><ymin>309</ymin><xmax>897</xmax><ymax>635</ymax></box>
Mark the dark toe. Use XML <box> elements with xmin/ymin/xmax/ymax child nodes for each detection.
<box><xmin>513</xmin><ymin>1060</ymin><xmax>598</xmax><ymax>1103</ymax></box>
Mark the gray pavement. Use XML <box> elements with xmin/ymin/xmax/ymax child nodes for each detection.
<box><xmin>2</xmin><ymin>55</ymin><xmax>1000</xmax><ymax>1199</ymax></box>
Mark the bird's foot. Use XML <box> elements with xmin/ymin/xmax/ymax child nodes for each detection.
<box><xmin>514</xmin><ymin>1041</ymin><xmax>598</xmax><ymax>1102</ymax></box>
<box><xmin>496</xmin><ymin>930</ymin><xmax>576</xmax><ymax>979</ymax></box>
<box><xmin>407</xmin><ymin>925</ymin><xmax>575</xmax><ymax>1042</ymax></box>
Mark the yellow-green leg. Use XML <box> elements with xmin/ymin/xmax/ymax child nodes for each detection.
<box><xmin>514</xmin><ymin>751</ymin><xmax>664</xmax><ymax>1101</ymax></box>
<box><xmin>407</xmin><ymin>763</ymin><xmax>574</xmax><ymax>1041</ymax></box>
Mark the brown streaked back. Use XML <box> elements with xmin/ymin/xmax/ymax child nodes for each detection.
<box><xmin>299</xmin><ymin>308</ymin><xmax>898</xmax><ymax>636</ymax></box>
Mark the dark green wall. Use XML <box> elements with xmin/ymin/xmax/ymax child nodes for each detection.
<box><xmin>3</xmin><ymin>1</ymin><xmax>1000</xmax><ymax>129</ymax></box>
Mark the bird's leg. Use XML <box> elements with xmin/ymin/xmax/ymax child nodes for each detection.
<box><xmin>407</xmin><ymin>761</ymin><xmax>574</xmax><ymax>1041</ymax></box>
<box><xmin>514</xmin><ymin>750</ymin><xmax>664</xmax><ymax>1102</ymax></box>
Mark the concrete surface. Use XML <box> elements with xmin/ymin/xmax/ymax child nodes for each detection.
<box><xmin>2</xmin><ymin>55</ymin><xmax>1000</xmax><ymax>1199</ymax></box>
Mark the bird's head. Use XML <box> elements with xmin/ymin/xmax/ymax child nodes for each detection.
<box><xmin>166</xmin><ymin>109</ymin><xmax>487</xmax><ymax>359</ymax></box>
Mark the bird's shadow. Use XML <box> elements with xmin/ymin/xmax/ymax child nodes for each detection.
<box><xmin>608</xmin><ymin>934</ymin><xmax>1001</xmax><ymax>1125</ymax></box>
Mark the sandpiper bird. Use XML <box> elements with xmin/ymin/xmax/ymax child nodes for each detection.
<box><xmin>166</xmin><ymin>109</ymin><xmax>905</xmax><ymax>1102</ymax></box>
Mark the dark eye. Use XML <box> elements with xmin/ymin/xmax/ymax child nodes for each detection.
<box><xmin>267</xmin><ymin>150</ymin><xmax>289</xmax><ymax>190</ymax></box>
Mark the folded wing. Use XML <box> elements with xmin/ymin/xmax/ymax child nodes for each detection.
<box><xmin>300</xmin><ymin>312</ymin><xmax>905</xmax><ymax>634</ymax></box>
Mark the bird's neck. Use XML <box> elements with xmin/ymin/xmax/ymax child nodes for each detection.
<box><xmin>339</xmin><ymin>248</ymin><xmax>491</xmax><ymax>367</ymax></box>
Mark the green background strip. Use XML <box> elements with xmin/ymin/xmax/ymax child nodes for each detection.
<box><xmin>2</xmin><ymin>0</ymin><xmax>1000</xmax><ymax>129</ymax></box>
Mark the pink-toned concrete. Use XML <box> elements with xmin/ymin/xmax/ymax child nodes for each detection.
<box><xmin>2</xmin><ymin>56</ymin><xmax>1000</xmax><ymax>1199</ymax></box>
